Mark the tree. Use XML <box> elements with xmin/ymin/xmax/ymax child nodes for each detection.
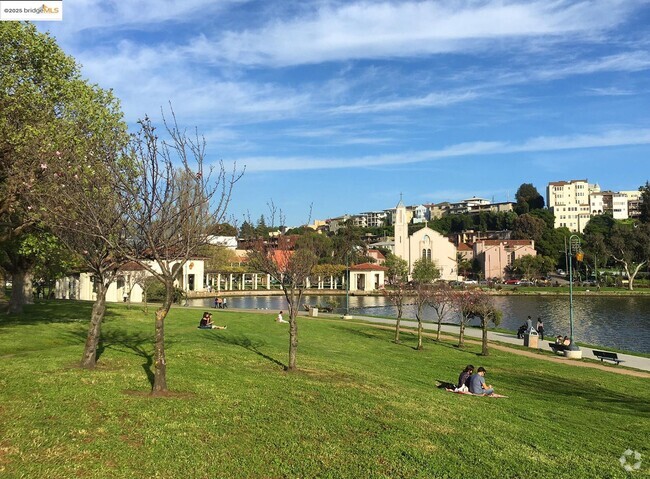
<box><xmin>382</xmin><ymin>253</ymin><xmax>409</xmax><ymax>343</ymax></box>
<box><xmin>512</xmin><ymin>214</ymin><xmax>546</xmax><ymax>243</ymax></box>
<box><xmin>467</xmin><ymin>291</ymin><xmax>503</xmax><ymax>355</ymax></box>
<box><xmin>1</xmin><ymin>23</ymin><xmax>125</xmax><ymax>314</ymax></box>
<box><xmin>110</xmin><ymin>113</ymin><xmax>242</xmax><ymax>393</ymax></box>
<box><xmin>429</xmin><ymin>282</ymin><xmax>454</xmax><ymax>341</ymax></box>
<box><xmin>247</xmin><ymin>241</ymin><xmax>318</xmax><ymax>370</ymax></box>
<box><xmin>511</xmin><ymin>254</ymin><xmax>555</xmax><ymax>280</ymax></box>
<box><xmin>608</xmin><ymin>222</ymin><xmax>650</xmax><ymax>291</ymax></box>
<box><xmin>411</xmin><ymin>258</ymin><xmax>440</xmax><ymax>350</ymax></box>
<box><xmin>515</xmin><ymin>183</ymin><xmax>545</xmax><ymax>214</ymax></box>
<box><xmin>452</xmin><ymin>289</ymin><xmax>484</xmax><ymax>348</ymax></box>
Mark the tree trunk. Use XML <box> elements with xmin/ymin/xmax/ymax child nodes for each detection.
<box><xmin>394</xmin><ymin>306</ymin><xmax>402</xmax><ymax>343</ymax></box>
<box><xmin>417</xmin><ymin>317</ymin><xmax>423</xmax><ymax>350</ymax></box>
<box><xmin>481</xmin><ymin>320</ymin><xmax>489</xmax><ymax>356</ymax></box>
<box><xmin>458</xmin><ymin>323</ymin><xmax>466</xmax><ymax>348</ymax></box>
<box><xmin>152</xmin><ymin>287</ymin><xmax>173</xmax><ymax>394</ymax></box>
<box><xmin>436</xmin><ymin>320</ymin><xmax>442</xmax><ymax>341</ymax></box>
<box><xmin>80</xmin><ymin>282</ymin><xmax>108</xmax><ymax>369</ymax></box>
<box><xmin>287</xmin><ymin>289</ymin><xmax>298</xmax><ymax>371</ymax></box>
<box><xmin>8</xmin><ymin>268</ymin><xmax>33</xmax><ymax>314</ymax></box>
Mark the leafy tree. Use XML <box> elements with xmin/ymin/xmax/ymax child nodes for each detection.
<box><xmin>382</xmin><ymin>253</ymin><xmax>409</xmax><ymax>343</ymax></box>
<box><xmin>515</xmin><ymin>183</ymin><xmax>545</xmax><ymax>214</ymax></box>
<box><xmin>208</xmin><ymin>223</ymin><xmax>238</xmax><ymax>236</ymax></box>
<box><xmin>239</xmin><ymin>221</ymin><xmax>256</xmax><ymax>239</ymax></box>
<box><xmin>411</xmin><ymin>258</ymin><xmax>440</xmax><ymax>350</ymax></box>
<box><xmin>511</xmin><ymin>255</ymin><xmax>556</xmax><ymax>280</ymax></box>
<box><xmin>1</xmin><ymin>23</ymin><xmax>125</xmax><ymax>313</ymax></box>
<box><xmin>512</xmin><ymin>213</ymin><xmax>546</xmax><ymax>243</ymax></box>
<box><xmin>295</xmin><ymin>231</ymin><xmax>334</xmax><ymax>264</ymax></box>
<box><xmin>608</xmin><ymin>222</ymin><xmax>650</xmax><ymax>291</ymax></box>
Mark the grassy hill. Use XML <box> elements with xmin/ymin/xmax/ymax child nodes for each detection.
<box><xmin>0</xmin><ymin>301</ymin><xmax>647</xmax><ymax>478</ymax></box>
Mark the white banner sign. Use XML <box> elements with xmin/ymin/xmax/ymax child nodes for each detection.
<box><xmin>1</xmin><ymin>1</ymin><xmax>63</xmax><ymax>21</ymax></box>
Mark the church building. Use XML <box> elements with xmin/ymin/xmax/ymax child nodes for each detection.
<box><xmin>393</xmin><ymin>198</ymin><xmax>457</xmax><ymax>280</ymax></box>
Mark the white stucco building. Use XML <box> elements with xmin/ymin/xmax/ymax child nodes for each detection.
<box><xmin>547</xmin><ymin>179</ymin><xmax>600</xmax><ymax>232</ymax></box>
<box><xmin>393</xmin><ymin>198</ymin><xmax>457</xmax><ymax>280</ymax></box>
<box><xmin>55</xmin><ymin>259</ymin><xmax>206</xmax><ymax>303</ymax></box>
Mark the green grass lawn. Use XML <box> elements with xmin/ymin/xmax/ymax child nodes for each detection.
<box><xmin>1</xmin><ymin>301</ymin><xmax>648</xmax><ymax>478</ymax></box>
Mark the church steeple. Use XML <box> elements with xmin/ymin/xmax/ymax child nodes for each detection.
<box><xmin>394</xmin><ymin>195</ymin><xmax>408</xmax><ymax>262</ymax></box>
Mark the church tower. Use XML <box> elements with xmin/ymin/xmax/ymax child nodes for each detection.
<box><xmin>393</xmin><ymin>196</ymin><xmax>409</xmax><ymax>262</ymax></box>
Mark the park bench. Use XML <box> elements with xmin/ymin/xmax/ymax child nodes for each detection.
<box><xmin>592</xmin><ymin>350</ymin><xmax>624</xmax><ymax>365</ymax></box>
<box><xmin>549</xmin><ymin>342</ymin><xmax>568</xmax><ymax>354</ymax></box>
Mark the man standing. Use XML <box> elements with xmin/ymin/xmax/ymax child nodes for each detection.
<box><xmin>468</xmin><ymin>367</ymin><xmax>494</xmax><ymax>396</ymax></box>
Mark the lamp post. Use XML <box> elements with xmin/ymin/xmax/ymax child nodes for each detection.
<box><xmin>567</xmin><ymin>234</ymin><xmax>582</xmax><ymax>358</ymax></box>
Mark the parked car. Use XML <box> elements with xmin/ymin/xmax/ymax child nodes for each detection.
<box><xmin>504</xmin><ymin>279</ymin><xmax>520</xmax><ymax>285</ymax></box>
<box><xmin>463</xmin><ymin>279</ymin><xmax>478</xmax><ymax>285</ymax></box>
<box><xmin>518</xmin><ymin>279</ymin><xmax>534</xmax><ymax>286</ymax></box>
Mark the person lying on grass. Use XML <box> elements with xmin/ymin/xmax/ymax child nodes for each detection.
<box><xmin>198</xmin><ymin>312</ymin><xmax>227</xmax><ymax>330</ymax></box>
<box><xmin>468</xmin><ymin>367</ymin><xmax>495</xmax><ymax>396</ymax></box>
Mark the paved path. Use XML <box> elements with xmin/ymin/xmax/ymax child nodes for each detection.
<box><xmin>336</xmin><ymin>314</ymin><xmax>650</xmax><ymax>373</ymax></box>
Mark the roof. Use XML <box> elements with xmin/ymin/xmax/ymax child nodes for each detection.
<box><xmin>367</xmin><ymin>249</ymin><xmax>386</xmax><ymax>259</ymax></box>
<box><xmin>479</xmin><ymin>239</ymin><xmax>534</xmax><ymax>246</ymax></box>
<box><xmin>350</xmin><ymin>262</ymin><xmax>388</xmax><ymax>272</ymax></box>
<box><xmin>458</xmin><ymin>243</ymin><xmax>472</xmax><ymax>251</ymax></box>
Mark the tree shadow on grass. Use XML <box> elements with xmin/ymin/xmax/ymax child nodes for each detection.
<box><xmin>67</xmin><ymin>328</ymin><xmax>155</xmax><ymax>388</ymax></box>
<box><xmin>0</xmin><ymin>300</ymin><xmax>120</xmax><ymax>326</ymax></box>
<box><xmin>506</xmin><ymin>370</ymin><xmax>650</xmax><ymax>416</ymax></box>
<box><xmin>204</xmin><ymin>332</ymin><xmax>286</xmax><ymax>370</ymax></box>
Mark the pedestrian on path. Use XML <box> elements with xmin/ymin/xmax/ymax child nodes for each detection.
<box><xmin>536</xmin><ymin>317</ymin><xmax>545</xmax><ymax>341</ymax></box>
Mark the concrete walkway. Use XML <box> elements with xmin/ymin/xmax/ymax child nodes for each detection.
<box><xmin>339</xmin><ymin>314</ymin><xmax>650</xmax><ymax>373</ymax></box>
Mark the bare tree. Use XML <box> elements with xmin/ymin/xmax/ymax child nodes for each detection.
<box><xmin>451</xmin><ymin>289</ymin><xmax>484</xmax><ymax>348</ymax></box>
<box><xmin>411</xmin><ymin>258</ymin><xmax>440</xmax><ymax>350</ymax></box>
<box><xmin>382</xmin><ymin>253</ymin><xmax>409</xmax><ymax>343</ymax></box>
<box><xmin>247</xmin><ymin>239</ymin><xmax>318</xmax><ymax>371</ymax></box>
<box><xmin>429</xmin><ymin>282</ymin><xmax>454</xmax><ymax>341</ymax></box>
<box><xmin>110</xmin><ymin>111</ymin><xmax>242</xmax><ymax>393</ymax></box>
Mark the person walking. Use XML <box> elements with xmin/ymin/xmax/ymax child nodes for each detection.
<box><xmin>536</xmin><ymin>317</ymin><xmax>545</xmax><ymax>341</ymax></box>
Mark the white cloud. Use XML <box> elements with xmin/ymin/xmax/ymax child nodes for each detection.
<box><xmin>329</xmin><ymin>91</ymin><xmax>477</xmax><ymax>114</ymax></box>
<box><xmin>233</xmin><ymin>128</ymin><xmax>650</xmax><ymax>172</ymax></box>
<box><xmin>198</xmin><ymin>0</ymin><xmax>637</xmax><ymax>67</ymax></box>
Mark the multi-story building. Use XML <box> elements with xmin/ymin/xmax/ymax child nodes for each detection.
<box><xmin>590</xmin><ymin>191</ymin><xmax>629</xmax><ymax>219</ymax></box>
<box><xmin>473</xmin><ymin>239</ymin><xmax>536</xmax><ymax>280</ymax></box>
<box><xmin>547</xmin><ymin>179</ymin><xmax>600</xmax><ymax>232</ymax></box>
<box><xmin>619</xmin><ymin>190</ymin><xmax>643</xmax><ymax>219</ymax></box>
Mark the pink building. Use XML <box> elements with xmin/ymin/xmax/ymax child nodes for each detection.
<box><xmin>473</xmin><ymin>239</ymin><xmax>536</xmax><ymax>280</ymax></box>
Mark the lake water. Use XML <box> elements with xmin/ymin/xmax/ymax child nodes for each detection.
<box><xmin>190</xmin><ymin>294</ymin><xmax>650</xmax><ymax>354</ymax></box>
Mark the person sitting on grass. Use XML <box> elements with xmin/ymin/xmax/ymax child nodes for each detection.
<box><xmin>468</xmin><ymin>367</ymin><xmax>494</xmax><ymax>396</ymax></box>
<box><xmin>199</xmin><ymin>312</ymin><xmax>227</xmax><ymax>330</ymax></box>
<box><xmin>455</xmin><ymin>364</ymin><xmax>474</xmax><ymax>393</ymax></box>
<box><xmin>276</xmin><ymin>311</ymin><xmax>288</xmax><ymax>323</ymax></box>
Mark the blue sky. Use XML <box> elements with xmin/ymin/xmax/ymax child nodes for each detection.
<box><xmin>39</xmin><ymin>0</ymin><xmax>650</xmax><ymax>226</ymax></box>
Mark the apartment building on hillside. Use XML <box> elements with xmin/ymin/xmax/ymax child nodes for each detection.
<box><xmin>589</xmin><ymin>191</ymin><xmax>629</xmax><ymax>219</ymax></box>
<box><xmin>547</xmin><ymin>179</ymin><xmax>600</xmax><ymax>233</ymax></box>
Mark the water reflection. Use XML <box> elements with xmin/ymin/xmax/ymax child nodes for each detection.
<box><xmin>190</xmin><ymin>294</ymin><xmax>650</xmax><ymax>354</ymax></box>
